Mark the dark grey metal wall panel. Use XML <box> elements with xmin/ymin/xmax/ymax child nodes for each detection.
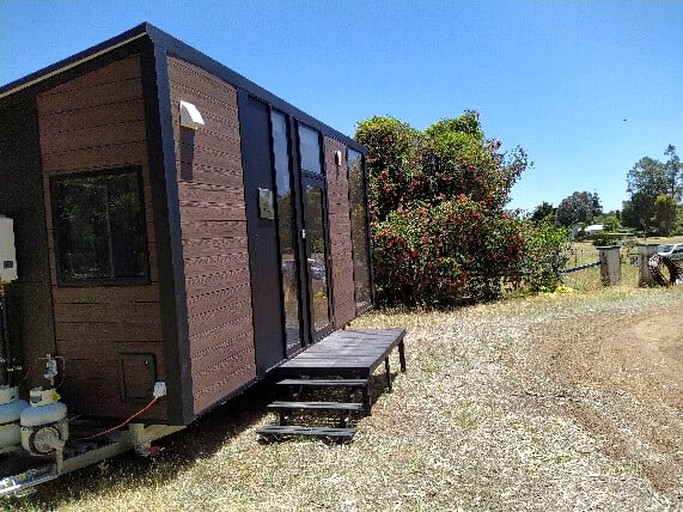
<box><xmin>0</xmin><ymin>92</ymin><xmax>56</xmax><ymax>386</ymax></box>
<box><xmin>238</xmin><ymin>92</ymin><xmax>286</xmax><ymax>374</ymax></box>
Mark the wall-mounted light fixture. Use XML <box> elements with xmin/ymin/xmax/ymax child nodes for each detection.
<box><xmin>333</xmin><ymin>150</ymin><xmax>343</xmax><ymax>177</ymax></box>
<box><xmin>179</xmin><ymin>100</ymin><xmax>205</xmax><ymax>130</ymax></box>
<box><xmin>179</xmin><ymin>100</ymin><xmax>204</xmax><ymax>181</ymax></box>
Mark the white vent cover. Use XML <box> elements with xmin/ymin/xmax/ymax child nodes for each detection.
<box><xmin>179</xmin><ymin>100</ymin><xmax>205</xmax><ymax>130</ymax></box>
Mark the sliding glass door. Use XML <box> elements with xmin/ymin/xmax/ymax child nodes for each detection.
<box><xmin>269</xmin><ymin>114</ymin><xmax>332</xmax><ymax>349</ymax></box>
<box><xmin>298</xmin><ymin>124</ymin><xmax>332</xmax><ymax>339</ymax></box>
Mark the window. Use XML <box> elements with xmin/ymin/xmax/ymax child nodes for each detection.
<box><xmin>51</xmin><ymin>167</ymin><xmax>149</xmax><ymax>285</ymax></box>
<box><xmin>348</xmin><ymin>149</ymin><xmax>372</xmax><ymax>309</ymax></box>
<box><xmin>298</xmin><ymin>124</ymin><xmax>322</xmax><ymax>175</ymax></box>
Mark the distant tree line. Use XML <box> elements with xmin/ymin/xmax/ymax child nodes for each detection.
<box><xmin>530</xmin><ymin>145</ymin><xmax>683</xmax><ymax>237</ymax></box>
<box><xmin>531</xmin><ymin>191</ymin><xmax>603</xmax><ymax>229</ymax></box>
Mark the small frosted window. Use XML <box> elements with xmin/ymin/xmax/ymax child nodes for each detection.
<box><xmin>298</xmin><ymin>124</ymin><xmax>322</xmax><ymax>175</ymax></box>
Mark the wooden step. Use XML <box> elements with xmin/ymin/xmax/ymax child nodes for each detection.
<box><xmin>257</xmin><ymin>425</ymin><xmax>357</xmax><ymax>442</ymax></box>
<box><xmin>277</xmin><ymin>378</ymin><xmax>372</xmax><ymax>415</ymax></box>
<box><xmin>267</xmin><ymin>401</ymin><xmax>364</xmax><ymax>412</ymax></box>
<box><xmin>277</xmin><ymin>378</ymin><xmax>368</xmax><ymax>388</ymax></box>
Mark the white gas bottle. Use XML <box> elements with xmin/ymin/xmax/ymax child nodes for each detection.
<box><xmin>0</xmin><ymin>385</ymin><xmax>28</xmax><ymax>451</ymax></box>
<box><xmin>20</xmin><ymin>387</ymin><xmax>69</xmax><ymax>455</ymax></box>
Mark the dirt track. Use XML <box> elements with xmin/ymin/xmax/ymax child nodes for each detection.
<box><xmin>533</xmin><ymin>305</ymin><xmax>683</xmax><ymax>492</ymax></box>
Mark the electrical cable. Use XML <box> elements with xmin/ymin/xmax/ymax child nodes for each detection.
<box><xmin>78</xmin><ymin>396</ymin><xmax>159</xmax><ymax>441</ymax></box>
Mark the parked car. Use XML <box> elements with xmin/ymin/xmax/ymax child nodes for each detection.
<box><xmin>657</xmin><ymin>243</ymin><xmax>683</xmax><ymax>261</ymax></box>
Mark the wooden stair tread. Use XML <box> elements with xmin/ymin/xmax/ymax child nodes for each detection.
<box><xmin>277</xmin><ymin>378</ymin><xmax>368</xmax><ymax>387</ymax></box>
<box><xmin>267</xmin><ymin>401</ymin><xmax>364</xmax><ymax>412</ymax></box>
<box><xmin>257</xmin><ymin>425</ymin><xmax>357</xmax><ymax>438</ymax></box>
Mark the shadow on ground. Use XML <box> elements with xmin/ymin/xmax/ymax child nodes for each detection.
<box><xmin>8</xmin><ymin>376</ymin><xmax>278</xmax><ymax>507</ymax></box>
<box><xmin>4</xmin><ymin>371</ymin><xmax>396</xmax><ymax>508</ymax></box>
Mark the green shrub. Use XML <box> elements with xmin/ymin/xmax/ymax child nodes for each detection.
<box><xmin>357</xmin><ymin>112</ymin><xmax>570</xmax><ymax>308</ymax></box>
<box><xmin>372</xmin><ymin>197</ymin><xmax>529</xmax><ymax>306</ymax></box>
<box><xmin>520</xmin><ymin>220</ymin><xmax>571</xmax><ymax>293</ymax></box>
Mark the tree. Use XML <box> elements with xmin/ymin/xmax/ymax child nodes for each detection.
<box><xmin>627</xmin><ymin>156</ymin><xmax>668</xmax><ymax>198</ymax></box>
<box><xmin>676</xmin><ymin>205</ymin><xmax>683</xmax><ymax>234</ymax></box>
<box><xmin>599</xmin><ymin>211</ymin><xmax>622</xmax><ymax>232</ymax></box>
<box><xmin>591</xmin><ymin>191</ymin><xmax>603</xmax><ymax>218</ymax></box>
<box><xmin>356</xmin><ymin>111</ymin><xmax>567</xmax><ymax>307</ymax></box>
<box><xmin>556</xmin><ymin>191</ymin><xmax>601</xmax><ymax>227</ymax></box>
<box><xmin>652</xmin><ymin>194</ymin><xmax>678</xmax><ymax>236</ymax></box>
<box><xmin>357</xmin><ymin>117</ymin><xmax>422</xmax><ymax>223</ymax></box>
<box><xmin>624</xmin><ymin>146</ymin><xmax>683</xmax><ymax>234</ymax></box>
<box><xmin>530</xmin><ymin>202</ymin><xmax>555</xmax><ymax>224</ymax></box>
<box><xmin>664</xmin><ymin>144</ymin><xmax>682</xmax><ymax>201</ymax></box>
<box><xmin>621</xmin><ymin>192</ymin><xmax>654</xmax><ymax>232</ymax></box>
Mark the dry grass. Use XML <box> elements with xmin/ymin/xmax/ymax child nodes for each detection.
<box><xmin>562</xmin><ymin>241</ymin><xmax>636</xmax><ymax>292</ymax></box>
<box><xmin>562</xmin><ymin>237</ymin><xmax>683</xmax><ymax>292</ymax></box>
<box><xmin>3</xmin><ymin>286</ymin><xmax>683</xmax><ymax>511</ymax></box>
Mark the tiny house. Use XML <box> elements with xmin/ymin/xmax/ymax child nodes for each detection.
<box><xmin>0</xmin><ymin>23</ymin><xmax>373</xmax><ymax>490</ymax></box>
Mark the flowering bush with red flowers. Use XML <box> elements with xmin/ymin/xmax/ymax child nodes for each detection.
<box><xmin>356</xmin><ymin>112</ymin><xmax>568</xmax><ymax>307</ymax></box>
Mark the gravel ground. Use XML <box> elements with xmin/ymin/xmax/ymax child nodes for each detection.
<box><xmin>5</xmin><ymin>286</ymin><xmax>683</xmax><ymax>512</ymax></box>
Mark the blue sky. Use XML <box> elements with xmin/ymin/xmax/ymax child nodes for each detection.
<box><xmin>1</xmin><ymin>0</ymin><xmax>681</xmax><ymax>213</ymax></box>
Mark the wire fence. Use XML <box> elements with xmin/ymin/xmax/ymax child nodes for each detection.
<box><xmin>560</xmin><ymin>261</ymin><xmax>600</xmax><ymax>274</ymax></box>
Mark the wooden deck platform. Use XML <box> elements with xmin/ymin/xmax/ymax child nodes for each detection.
<box><xmin>277</xmin><ymin>328</ymin><xmax>407</xmax><ymax>379</ymax></box>
<box><xmin>258</xmin><ymin>328</ymin><xmax>407</xmax><ymax>442</ymax></box>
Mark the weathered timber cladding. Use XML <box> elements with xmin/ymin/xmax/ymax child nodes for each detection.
<box><xmin>324</xmin><ymin>137</ymin><xmax>356</xmax><ymax>327</ymax></box>
<box><xmin>36</xmin><ymin>55</ymin><xmax>166</xmax><ymax>421</ymax></box>
<box><xmin>167</xmin><ymin>56</ymin><xmax>256</xmax><ymax>414</ymax></box>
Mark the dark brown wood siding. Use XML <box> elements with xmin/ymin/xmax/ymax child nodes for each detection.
<box><xmin>36</xmin><ymin>55</ymin><xmax>167</xmax><ymax>421</ymax></box>
<box><xmin>167</xmin><ymin>56</ymin><xmax>256</xmax><ymax>415</ymax></box>
<box><xmin>324</xmin><ymin>137</ymin><xmax>356</xmax><ymax>327</ymax></box>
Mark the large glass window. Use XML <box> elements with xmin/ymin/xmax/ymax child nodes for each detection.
<box><xmin>298</xmin><ymin>124</ymin><xmax>322</xmax><ymax>175</ymax></box>
<box><xmin>271</xmin><ymin>110</ymin><xmax>301</xmax><ymax>350</ymax></box>
<box><xmin>51</xmin><ymin>168</ymin><xmax>149</xmax><ymax>285</ymax></box>
<box><xmin>348</xmin><ymin>149</ymin><xmax>372</xmax><ymax>309</ymax></box>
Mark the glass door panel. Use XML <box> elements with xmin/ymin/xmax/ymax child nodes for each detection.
<box><xmin>271</xmin><ymin>111</ymin><xmax>301</xmax><ymax>352</ymax></box>
<box><xmin>304</xmin><ymin>185</ymin><xmax>330</xmax><ymax>333</ymax></box>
